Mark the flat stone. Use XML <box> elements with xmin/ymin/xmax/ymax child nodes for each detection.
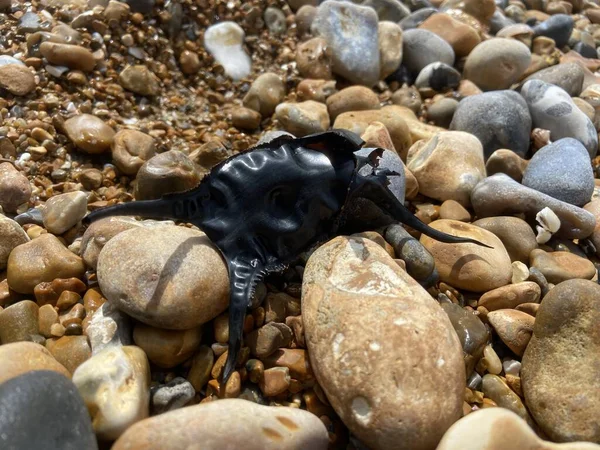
<box><xmin>118</xmin><ymin>65</ymin><xmax>161</xmax><ymax>96</ymax></box>
<box><xmin>39</xmin><ymin>42</ymin><xmax>95</xmax><ymax>72</ymax></box>
<box><xmin>478</xmin><ymin>282</ymin><xmax>541</xmax><ymax>311</ymax></box>
<box><xmin>519</xmin><ymin>62</ymin><xmax>585</xmax><ymax>97</ymax></box>
<box><xmin>275</xmin><ymin>101</ymin><xmax>329</xmax><ymax>137</ymax></box>
<box><xmin>487</xmin><ymin>309</ymin><xmax>535</xmax><ymax>356</ymax></box>
<box><xmin>481</xmin><ymin>374</ymin><xmax>534</xmax><ymax>425</ymax></box>
<box><xmin>204</xmin><ymin>22</ymin><xmax>251</xmax><ymax>80</ymax></box>
<box><xmin>0</xmin><ymin>162</ymin><xmax>31</xmax><ymax>213</ymax></box>
<box><xmin>42</xmin><ymin>191</ymin><xmax>88</xmax><ymax>235</ymax></box>
<box><xmin>111</xmin><ymin>129</ymin><xmax>156</xmax><ymax>176</ymax></box>
<box><xmin>418</xmin><ymin>13</ymin><xmax>481</xmax><ymax>58</ymax></box>
<box><xmin>296</xmin><ymin>38</ymin><xmax>333</xmax><ymax>80</ymax></box>
<box><xmin>326</xmin><ymin>86</ymin><xmax>380</xmax><ymax>121</ymax></box>
<box><xmin>471</xmin><ymin>217</ymin><xmax>537</xmax><ymax>264</ymax></box>
<box><xmin>0</xmin><ymin>64</ymin><xmax>36</xmax><ymax>95</ymax></box>
<box><xmin>529</xmin><ymin>249</ymin><xmax>596</xmax><ymax>284</ymax></box>
<box><xmin>0</xmin><ymin>342</ymin><xmax>70</xmax><ymax>385</ymax></box>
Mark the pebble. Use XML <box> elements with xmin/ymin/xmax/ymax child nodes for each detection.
<box><xmin>378</xmin><ymin>21</ymin><xmax>403</xmax><ymax>79</ymax></box>
<box><xmin>522</xmin><ymin>138</ymin><xmax>594</xmax><ymax>206</ymax></box>
<box><xmin>471</xmin><ymin>173</ymin><xmax>596</xmax><ymax>239</ymax></box>
<box><xmin>296</xmin><ymin>5</ymin><xmax>317</xmax><ymax>35</ymax></box>
<box><xmin>187</xmin><ymin>345</ymin><xmax>213</xmax><ymax>392</ymax></box>
<box><xmin>243</xmin><ymin>72</ymin><xmax>286</xmax><ymax>117</ymax></box>
<box><xmin>400</xmin><ymin>7</ymin><xmax>437</xmax><ymax>30</ymax></box>
<box><xmin>118</xmin><ymin>65</ymin><xmax>161</xmax><ymax>96</ymax></box>
<box><xmin>302</xmin><ymin>236</ymin><xmax>464</xmax><ymax>450</ymax></box>
<box><xmin>204</xmin><ymin>22</ymin><xmax>251</xmax><ymax>80</ymax></box>
<box><xmin>519</xmin><ymin>62</ymin><xmax>585</xmax><ymax>97</ymax></box>
<box><xmin>247</xmin><ymin>322</ymin><xmax>293</xmax><ymax>358</ymax></box>
<box><xmin>487</xmin><ymin>309</ymin><xmax>535</xmax><ymax>356</ymax></box>
<box><xmin>521</xmin><ymin>79</ymin><xmax>598</xmax><ymax>158</ymax></box>
<box><xmin>231</xmin><ymin>107</ymin><xmax>262</xmax><ymax>130</ymax></box>
<box><xmin>0</xmin><ymin>342</ymin><xmax>70</xmax><ymax>385</ymax></box>
<box><xmin>406</xmin><ymin>131</ymin><xmax>485</xmax><ymax>207</ymax></box>
<box><xmin>0</xmin><ymin>56</ymin><xmax>23</xmax><ymax>67</ymax></box>
<box><xmin>415</xmin><ymin>62</ymin><xmax>461</xmax><ymax>94</ymax></box>
<box><xmin>0</xmin><ymin>216</ymin><xmax>28</xmax><ymax>270</ymax></box>
<box><xmin>496</xmin><ymin>24</ymin><xmax>534</xmax><ymax>48</ymax></box>
<box><xmin>0</xmin><ymin>64</ymin><xmax>35</xmax><ymax>96</ymax></box>
<box><xmin>584</xmin><ymin>200</ymin><xmax>600</xmax><ymax>257</ymax></box>
<box><xmin>86</xmin><ymin>300</ymin><xmax>132</xmax><ymax>354</ymax></box>
<box><xmin>264</xmin><ymin>7</ymin><xmax>287</xmax><ymax>35</ymax></box>
<box><xmin>39</xmin><ymin>42</ymin><xmax>95</xmax><ymax>72</ymax></box>
<box><xmin>391</xmin><ymin>84</ymin><xmax>421</xmax><ymax>113</ymax></box>
<box><xmin>326</xmin><ymin>86</ymin><xmax>379</xmax><ymax>120</ymax></box>
<box><xmin>0</xmin><ymin>370</ymin><xmax>97</xmax><ymax>450</ymax></box>
<box><xmin>313</xmin><ymin>1</ymin><xmax>380</xmax><ymax>86</ymax></box>
<box><xmin>420</xmin><ymin>220</ymin><xmax>513</xmax><ymax>292</ymax></box>
<box><xmin>384</xmin><ymin>223</ymin><xmax>435</xmax><ymax>281</ymax></box>
<box><xmin>39</xmin><ymin>304</ymin><xmax>58</xmax><ymax>338</ymax></box>
<box><xmin>437</xmin><ymin>408</ymin><xmax>600</xmax><ymax>450</ymax></box>
<box><xmin>151</xmin><ymin>377</ymin><xmax>195</xmax><ymax>415</ymax></box>
<box><xmin>111</xmin><ymin>129</ymin><xmax>156</xmax><ymax>176</ymax></box>
<box><xmin>132</xmin><ymin>323</ymin><xmax>202</xmax><ymax>368</ymax></box>
<box><xmin>113</xmin><ymin>398</ymin><xmax>329</xmax><ymax>449</ymax></box>
<box><xmin>97</xmin><ymin>225</ymin><xmax>229</xmax><ymax>330</ymax></box>
<box><xmin>402</xmin><ymin>28</ymin><xmax>455</xmax><ymax>76</ymax></box>
<box><xmin>529</xmin><ymin>249</ymin><xmax>596</xmax><ymax>284</ymax></box>
<box><xmin>42</xmin><ymin>191</ymin><xmax>87</xmax><ymax>235</ymax></box>
<box><xmin>178</xmin><ymin>50</ymin><xmax>200</xmax><ymax>74</ymax></box>
<box><xmin>450</xmin><ymin>91</ymin><xmax>532</xmax><ymax>159</ymax></box>
<box><xmin>418</xmin><ymin>13</ymin><xmax>480</xmax><ymax>57</ymax></box>
<box><xmin>439</xmin><ymin>199</ymin><xmax>470</xmax><ymax>222</ymax></box>
<box><xmin>297</xmin><ymin>79</ymin><xmax>336</xmax><ymax>103</ymax></box>
<box><xmin>442</xmin><ymin>0</ymin><xmax>495</xmax><ymax>22</ymax></box>
<box><xmin>275</xmin><ymin>101</ymin><xmax>330</xmax><ymax>136</ymax></box>
<box><xmin>532</xmin><ymin>13</ymin><xmax>574</xmax><ymax>48</ymax></box>
<box><xmin>427</xmin><ymin>98</ymin><xmax>459</xmax><ymax>128</ymax></box>
<box><xmin>260</xmin><ymin>366</ymin><xmax>291</xmax><ymax>396</ymax></box>
<box><xmin>63</xmin><ymin>114</ymin><xmax>115</xmax><ymax>154</ymax></box>
<box><xmin>481</xmin><ymin>374</ymin><xmax>533</xmax><ymax>424</ymax></box>
<box><xmin>7</xmin><ymin>233</ymin><xmax>85</xmax><ymax>294</ymax></box>
<box><xmin>478</xmin><ymin>282</ymin><xmax>541</xmax><ymax>311</ymax></box>
<box><xmin>363</xmin><ymin>0</ymin><xmax>410</xmax><ymax>22</ymax></box>
<box><xmin>485</xmin><ymin>149</ymin><xmax>528</xmax><ymax>182</ymax></box>
<box><xmin>0</xmin><ymin>300</ymin><xmax>39</xmax><ymax>344</ymax></box>
<box><xmin>0</xmin><ymin>162</ymin><xmax>31</xmax><ymax>213</ymax></box>
<box><xmin>45</xmin><ymin>335</ymin><xmax>91</xmax><ymax>374</ymax></box>
<box><xmin>522</xmin><ymin>279</ymin><xmax>600</xmax><ymax>442</ymax></box>
<box><xmin>296</xmin><ymin>38</ymin><xmax>333</xmax><ymax>80</ymax></box>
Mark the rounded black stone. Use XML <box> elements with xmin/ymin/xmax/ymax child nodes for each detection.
<box><xmin>532</xmin><ymin>14</ymin><xmax>574</xmax><ymax>48</ymax></box>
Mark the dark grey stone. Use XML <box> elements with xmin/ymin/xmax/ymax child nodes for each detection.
<box><xmin>573</xmin><ymin>41</ymin><xmax>597</xmax><ymax>59</ymax></box>
<box><xmin>490</xmin><ymin>10</ymin><xmax>515</xmax><ymax>35</ymax></box>
<box><xmin>0</xmin><ymin>371</ymin><xmax>97</xmax><ymax>450</ymax></box>
<box><xmin>361</xmin><ymin>0</ymin><xmax>410</xmax><ymax>21</ymax></box>
<box><xmin>518</xmin><ymin>63</ymin><xmax>584</xmax><ymax>97</ymax></box>
<box><xmin>402</xmin><ymin>28</ymin><xmax>455</xmax><ymax>76</ymax></box>
<box><xmin>384</xmin><ymin>223</ymin><xmax>435</xmax><ymax>281</ymax></box>
<box><xmin>399</xmin><ymin>7</ymin><xmax>437</xmax><ymax>30</ymax></box>
<box><xmin>427</xmin><ymin>97</ymin><xmax>459</xmax><ymax>128</ymax></box>
<box><xmin>123</xmin><ymin>0</ymin><xmax>155</xmax><ymax>14</ymax></box>
<box><xmin>415</xmin><ymin>62</ymin><xmax>461</xmax><ymax>92</ymax></box>
<box><xmin>532</xmin><ymin>14</ymin><xmax>574</xmax><ymax>48</ymax></box>
<box><xmin>450</xmin><ymin>91</ymin><xmax>532</xmax><ymax>159</ymax></box>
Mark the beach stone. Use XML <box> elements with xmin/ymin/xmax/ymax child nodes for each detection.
<box><xmin>0</xmin><ymin>216</ymin><xmax>28</xmax><ymax>270</ymax></box>
<box><xmin>0</xmin><ymin>162</ymin><xmax>31</xmax><ymax>213</ymax></box>
<box><xmin>86</xmin><ymin>301</ymin><xmax>132</xmax><ymax>354</ymax></box>
<box><xmin>463</xmin><ymin>38</ymin><xmax>531</xmax><ymax>91</ymax></box>
<box><xmin>479</xmin><ymin>282</ymin><xmax>541</xmax><ymax>311</ymax></box>
<box><xmin>113</xmin><ymin>398</ymin><xmax>329</xmax><ymax>449</ymax></box>
<box><xmin>326</xmin><ymin>86</ymin><xmax>379</xmax><ymax>120</ymax></box>
<box><xmin>522</xmin><ymin>279</ymin><xmax>600</xmax><ymax>443</ymax></box>
<box><xmin>151</xmin><ymin>378</ymin><xmax>195</xmax><ymax>415</ymax></box>
<box><xmin>118</xmin><ymin>65</ymin><xmax>160</xmax><ymax>96</ymax></box>
<box><xmin>133</xmin><ymin>323</ymin><xmax>202</xmax><ymax>368</ymax></box>
<box><xmin>439</xmin><ymin>199</ymin><xmax>470</xmax><ymax>222</ymax></box>
<box><xmin>63</xmin><ymin>114</ymin><xmax>115</xmax><ymax>154</ymax></box>
<box><xmin>529</xmin><ymin>249</ymin><xmax>596</xmax><ymax>284</ymax></box>
<box><xmin>521</xmin><ymin>79</ymin><xmax>598</xmax><ymax>157</ymax></box>
<box><xmin>0</xmin><ymin>370</ymin><xmax>97</xmax><ymax>450</ymax></box>
<box><xmin>406</xmin><ymin>131</ymin><xmax>486</xmax><ymax>207</ymax></box>
<box><xmin>39</xmin><ymin>42</ymin><xmax>95</xmax><ymax>72</ymax></box>
<box><xmin>362</xmin><ymin>0</ymin><xmax>410</xmax><ymax>21</ymax></box>
<box><xmin>522</xmin><ymin>138</ymin><xmax>594</xmax><ymax>206</ymax></box>
<box><xmin>297</xmin><ymin>79</ymin><xmax>336</xmax><ymax>103</ymax></box>
<box><xmin>204</xmin><ymin>21</ymin><xmax>251</xmax><ymax>80</ymax></box>
<box><xmin>243</xmin><ymin>73</ymin><xmax>286</xmax><ymax>117</ymax></box>
<box><xmin>296</xmin><ymin>5</ymin><xmax>317</xmax><ymax>35</ymax></box>
<box><xmin>481</xmin><ymin>374</ymin><xmax>534</xmax><ymax>425</ymax></box>
<box><xmin>42</xmin><ymin>191</ymin><xmax>87</xmax><ymax>235</ymax></box>
<box><xmin>39</xmin><ymin>306</ymin><xmax>59</xmax><ymax>337</ymax></box>
<box><xmin>45</xmin><ymin>335</ymin><xmax>91</xmax><ymax>374</ymax></box>
<box><xmin>583</xmin><ymin>200</ymin><xmax>600</xmax><ymax>257</ymax></box>
<box><xmin>402</xmin><ymin>28</ymin><xmax>455</xmax><ymax>76</ymax></box>
<box><xmin>400</xmin><ymin>7</ymin><xmax>437</xmax><ymax>30</ymax></box>
<box><xmin>73</xmin><ymin>345</ymin><xmax>149</xmax><ymax>441</ymax></box>
<box><xmin>416</xmin><ymin>63</ymin><xmax>461</xmax><ymax>97</ymax></box>
<box><xmin>450</xmin><ymin>91</ymin><xmax>531</xmax><ymax>159</ymax></box>
<box><xmin>418</xmin><ymin>13</ymin><xmax>480</xmax><ymax>57</ymax></box>
<box><xmin>296</xmin><ymin>38</ymin><xmax>333</xmax><ymax>80</ymax></box>
<box><xmin>471</xmin><ymin>174</ymin><xmax>596</xmax><ymax>240</ymax></box>
<box><xmin>391</xmin><ymin>85</ymin><xmax>421</xmax><ymax>113</ymax></box>
<box><xmin>496</xmin><ymin>24</ymin><xmax>534</xmax><ymax>48</ymax></box>
<box><xmin>179</xmin><ymin>50</ymin><xmax>200</xmax><ymax>74</ymax></box>
<box><xmin>378</xmin><ymin>21</ymin><xmax>403</xmax><ymax>79</ymax></box>
<box><xmin>313</xmin><ymin>1</ymin><xmax>380</xmax><ymax>86</ymax></box>
<box><xmin>440</xmin><ymin>0</ymin><xmax>495</xmax><ymax>22</ymax></box>
<box><xmin>275</xmin><ymin>101</ymin><xmax>329</xmax><ymax>136</ymax></box>
<box><xmin>7</xmin><ymin>234</ymin><xmax>85</xmax><ymax>294</ymax></box>
<box><xmin>532</xmin><ymin>13</ymin><xmax>574</xmax><ymax>48</ymax></box>
<box><xmin>231</xmin><ymin>107</ymin><xmax>262</xmax><ymax>130</ymax></box>
<box><xmin>485</xmin><ymin>149</ymin><xmax>528</xmax><ymax>182</ymax></box>
<box><xmin>97</xmin><ymin>225</ymin><xmax>229</xmax><ymax>330</ymax></box>
<box><xmin>187</xmin><ymin>346</ymin><xmax>214</xmax><ymax>391</ymax></box>
<box><xmin>0</xmin><ymin>342</ymin><xmax>70</xmax><ymax>385</ymax></box>
<box><xmin>519</xmin><ymin>63</ymin><xmax>584</xmax><ymax>97</ymax></box>
<box><xmin>264</xmin><ymin>7</ymin><xmax>286</xmax><ymax>34</ymax></box>
<box><xmin>427</xmin><ymin>98</ymin><xmax>459</xmax><ymax>128</ymax></box>
<box><xmin>111</xmin><ymin>129</ymin><xmax>156</xmax><ymax>176</ymax></box>
<box><xmin>0</xmin><ymin>64</ymin><xmax>35</xmax><ymax>96</ymax></box>
<box><xmin>437</xmin><ymin>408</ymin><xmax>600</xmax><ymax>450</ymax></box>
<box><xmin>384</xmin><ymin>224</ymin><xmax>435</xmax><ymax>280</ymax></box>
<box><xmin>0</xmin><ymin>300</ymin><xmax>39</xmax><ymax>344</ymax></box>
<box><xmin>487</xmin><ymin>310</ymin><xmax>535</xmax><ymax>356</ymax></box>
<box><xmin>302</xmin><ymin>236</ymin><xmax>464</xmax><ymax>450</ymax></box>
<box><xmin>420</xmin><ymin>220</ymin><xmax>512</xmax><ymax>292</ymax></box>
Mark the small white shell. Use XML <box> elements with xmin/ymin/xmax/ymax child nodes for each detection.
<box><xmin>511</xmin><ymin>261</ymin><xmax>529</xmax><ymax>284</ymax></box>
<box><xmin>536</xmin><ymin>225</ymin><xmax>552</xmax><ymax>244</ymax></box>
<box><xmin>536</xmin><ymin>207</ymin><xmax>561</xmax><ymax>233</ymax></box>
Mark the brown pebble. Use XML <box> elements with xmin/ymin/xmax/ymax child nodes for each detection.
<box><xmin>296</xmin><ymin>38</ymin><xmax>333</xmax><ymax>80</ymax></box>
<box><xmin>179</xmin><ymin>50</ymin><xmax>201</xmax><ymax>74</ymax></box>
<box><xmin>0</xmin><ymin>300</ymin><xmax>39</xmax><ymax>344</ymax></box>
<box><xmin>38</xmin><ymin>304</ymin><xmax>59</xmax><ymax>338</ymax></box>
<box><xmin>223</xmin><ymin>371</ymin><xmax>241</xmax><ymax>398</ymax></box>
<box><xmin>478</xmin><ymin>282</ymin><xmax>541</xmax><ymax>311</ymax></box>
<box><xmin>297</xmin><ymin>79</ymin><xmax>337</xmax><ymax>103</ymax></box>
<box><xmin>50</xmin><ymin>322</ymin><xmax>66</xmax><ymax>337</ymax></box>
<box><xmin>439</xmin><ymin>200</ymin><xmax>471</xmax><ymax>222</ymax></box>
<box><xmin>111</xmin><ymin>129</ymin><xmax>156</xmax><ymax>175</ymax></box>
<box><xmin>0</xmin><ymin>64</ymin><xmax>36</xmax><ymax>96</ymax></box>
<box><xmin>231</xmin><ymin>107</ymin><xmax>262</xmax><ymax>130</ymax></box>
<box><xmin>530</xmin><ymin>249</ymin><xmax>596</xmax><ymax>284</ymax></box>
<box><xmin>56</xmin><ymin>291</ymin><xmax>81</xmax><ymax>311</ymax></box>
<box><xmin>487</xmin><ymin>309</ymin><xmax>535</xmax><ymax>356</ymax></box>
<box><xmin>132</xmin><ymin>323</ymin><xmax>202</xmax><ymax>368</ymax></box>
<box><xmin>246</xmin><ymin>359</ymin><xmax>264</xmax><ymax>383</ymax></box>
<box><xmin>485</xmin><ymin>149</ymin><xmax>528</xmax><ymax>182</ymax></box>
<box><xmin>63</xmin><ymin>114</ymin><xmax>115</xmax><ymax>154</ymax></box>
<box><xmin>45</xmin><ymin>335</ymin><xmax>91</xmax><ymax>373</ymax></box>
<box><xmin>326</xmin><ymin>86</ymin><xmax>380</xmax><ymax>121</ymax></box>
<box><xmin>0</xmin><ymin>342</ymin><xmax>70</xmax><ymax>384</ymax></box>
<box><xmin>516</xmin><ymin>302</ymin><xmax>539</xmax><ymax>317</ymax></box>
<box><xmin>259</xmin><ymin>366</ymin><xmax>291</xmax><ymax>396</ymax></box>
<box><xmin>39</xmin><ymin>42</ymin><xmax>96</xmax><ymax>72</ymax></box>
<box><xmin>187</xmin><ymin>345</ymin><xmax>214</xmax><ymax>392</ymax></box>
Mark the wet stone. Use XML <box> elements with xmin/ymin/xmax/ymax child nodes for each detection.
<box><xmin>134</xmin><ymin>150</ymin><xmax>200</xmax><ymax>200</ymax></box>
<box><xmin>42</xmin><ymin>191</ymin><xmax>87</xmax><ymax>235</ymax></box>
<box><xmin>63</xmin><ymin>114</ymin><xmax>115</xmax><ymax>154</ymax></box>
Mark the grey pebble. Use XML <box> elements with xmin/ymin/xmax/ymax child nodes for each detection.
<box><xmin>519</xmin><ymin>63</ymin><xmax>584</xmax><ymax>97</ymax></box>
<box><xmin>402</xmin><ymin>28</ymin><xmax>455</xmax><ymax>76</ymax></box>
<box><xmin>151</xmin><ymin>377</ymin><xmax>196</xmax><ymax>415</ymax></box>
<box><xmin>399</xmin><ymin>7</ymin><xmax>437</xmax><ymax>30</ymax></box>
<box><xmin>361</xmin><ymin>0</ymin><xmax>410</xmax><ymax>22</ymax></box>
<box><xmin>384</xmin><ymin>223</ymin><xmax>435</xmax><ymax>281</ymax></box>
<box><xmin>532</xmin><ymin>14</ymin><xmax>574</xmax><ymax>48</ymax></box>
<box><xmin>415</xmin><ymin>62</ymin><xmax>461</xmax><ymax>93</ymax></box>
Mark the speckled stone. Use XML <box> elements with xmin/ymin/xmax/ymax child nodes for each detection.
<box><xmin>478</xmin><ymin>282</ymin><xmax>541</xmax><ymax>311</ymax></box>
<box><xmin>487</xmin><ymin>310</ymin><xmax>535</xmax><ymax>356</ymax></box>
<box><xmin>0</xmin><ymin>216</ymin><xmax>28</xmax><ymax>270</ymax></box>
<box><xmin>519</xmin><ymin>63</ymin><xmax>584</xmax><ymax>97</ymax></box>
<box><xmin>529</xmin><ymin>249</ymin><xmax>596</xmax><ymax>284</ymax></box>
<box><xmin>0</xmin><ymin>162</ymin><xmax>31</xmax><ymax>213</ymax></box>
<box><xmin>275</xmin><ymin>101</ymin><xmax>330</xmax><ymax>137</ymax></box>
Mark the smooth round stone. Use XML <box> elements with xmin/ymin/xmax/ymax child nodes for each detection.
<box><xmin>487</xmin><ymin>309</ymin><xmax>535</xmax><ymax>356</ymax></box>
<box><xmin>134</xmin><ymin>150</ymin><xmax>201</xmax><ymax>201</ymax></box>
<box><xmin>519</xmin><ymin>62</ymin><xmax>585</xmax><ymax>97</ymax></box>
<box><xmin>296</xmin><ymin>5</ymin><xmax>317</xmax><ymax>35</ymax></box>
<box><xmin>450</xmin><ymin>91</ymin><xmax>532</xmax><ymax>159</ymax></box>
<box><xmin>437</xmin><ymin>408</ymin><xmax>600</xmax><ymax>450</ymax></box>
<box><xmin>186</xmin><ymin>345</ymin><xmax>214</xmax><ymax>392</ymax></box>
<box><xmin>478</xmin><ymin>282</ymin><xmax>541</xmax><ymax>311</ymax></box>
<box><xmin>406</xmin><ymin>131</ymin><xmax>485</xmax><ymax>207</ymax></box>
<box><xmin>0</xmin><ymin>370</ymin><xmax>97</xmax><ymax>450</ymax></box>
<box><xmin>313</xmin><ymin>1</ymin><xmax>380</xmax><ymax>86</ymax></box>
<box><xmin>302</xmin><ymin>236</ymin><xmax>464</xmax><ymax>450</ymax></box>
<box><xmin>296</xmin><ymin>79</ymin><xmax>336</xmax><ymax>103</ymax></box>
<box><xmin>326</xmin><ymin>86</ymin><xmax>380</xmax><ymax>121</ymax></box>
<box><xmin>45</xmin><ymin>335</ymin><xmax>91</xmax><ymax>374</ymax></box>
<box><xmin>0</xmin><ymin>300</ymin><xmax>39</xmax><ymax>344</ymax></box>
<box><xmin>418</xmin><ymin>13</ymin><xmax>481</xmax><ymax>57</ymax></box>
<box><xmin>496</xmin><ymin>24</ymin><xmax>534</xmax><ymax>47</ymax></box>
<box><xmin>0</xmin><ymin>216</ymin><xmax>28</xmax><ymax>270</ymax></box>
<box><xmin>363</xmin><ymin>0</ymin><xmax>410</xmax><ymax>22</ymax></box>
<box><xmin>42</xmin><ymin>191</ymin><xmax>87</xmax><ymax>235</ymax></box>
<box><xmin>7</xmin><ymin>234</ymin><xmax>85</xmax><ymax>294</ymax></box>
<box><xmin>97</xmin><ymin>225</ymin><xmax>229</xmax><ymax>330</ymax></box>
<box><xmin>521</xmin><ymin>79</ymin><xmax>598</xmax><ymax>158</ymax></box>
<box><xmin>402</xmin><ymin>28</ymin><xmax>455</xmax><ymax>76</ymax></box>
<box><xmin>204</xmin><ymin>22</ymin><xmax>251</xmax><ymax>80</ymax></box>
<box><xmin>275</xmin><ymin>101</ymin><xmax>330</xmax><ymax>137</ymax></box>
<box><xmin>179</xmin><ymin>50</ymin><xmax>200</xmax><ymax>74</ymax></box>
<box><xmin>384</xmin><ymin>224</ymin><xmax>435</xmax><ymax>280</ymax></box>
<box><xmin>439</xmin><ymin>199</ymin><xmax>470</xmax><ymax>222</ymax></box>
<box><xmin>73</xmin><ymin>345</ymin><xmax>150</xmax><ymax>441</ymax></box>
<box><xmin>296</xmin><ymin>38</ymin><xmax>333</xmax><ymax>80</ymax></box>
<box><xmin>378</xmin><ymin>21</ymin><xmax>403</xmax><ymax>79</ymax></box>
<box><xmin>63</xmin><ymin>114</ymin><xmax>115</xmax><ymax>154</ymax></box>
<box><xmin>440</xmin><ymin>0</ymin><xmax>495</xmax><ymax>22</ymax></box>
<box><xmin>231</xmin><ymin>107</ymin><xmax>262</xmax><ymax>130</ymax></box>
<box><xmin>427</xmin><ymin>98</ymin><xmax>458</xmax><ymax>128</ymax></box>
<box><xmin>113</xmin><ymin>398</ymin><xmax>328</xmax><ymax>449</ymax></box>
<box><xmin>0</xmin><ymin>162</ymin><xmax>31</xmax><ymax>213</ymax></box>
<box><xmin>151</xmin><ymin>377</ymin><xmax>195</xmax><ymax>415</ymax></box>
<box><xmin>0</xmin><ymin>342</ymin><xmax>70</xmax><ymax>385</ymax></box>
<box><xmin>111</xmin><ymin>129</ymin><xmax>156</xmax><ymax>176</ymax></box>
<box><xmin>391</xmin><ymin>84</ymin><xmax>421</xmax><ymax>113</ymax></box>
<box><xmin>481</xmin><ymin>374</ymin><xmax>533</xmax><ymax>424</ymax></box>
<box><xmin>529</xmin><ymin>249</ymin><xmax>596</xmax><ymax>284</ymax></box>
<box><xmin>264</xmin><ymin>6</ymin><xmax>286</xmax><ymax>34</ymax></box>
<box><xmin>133</xmin><ymin>323</ymin><xmax>202</xmax><ymax>368</ymax></box>
<box><xmin>420</xmin><ymin>220</ymin><xmax>512</xmax><ymax>292</ymax></box>
<box><xmin>414</xmin><ymin>62</ymin><xmax>461</xmax><ymax>93</ymax></box>
<box><xmin>532</xmin><ymin>14</ymin><xmax>574</xmax><ymax>48</ymax></box>
<box><xmin>522</xmin><ymin>138</ymin><xmax>594</xmax><ymax>207</ymax></box>
<box><xmin>522</xmin><ymin>280</ymin><xmax>600</xmax><ymax>443</ymax></box>
<box><xmin>463</xmin><ymin>38</ymin><xmax>531</xmax><ymax>91</ymax></box>
<box><xmin>471</xmin><ymin>174</ymin><xmax>596</xmax><ymax>240</ymax></box>
<box><xmin>39</xmin><ymin>42</ymin><xmax>95</xmax><ymax>72</ymax></box>
<box><xmin>242</xmin><ymin>72</ymin><xmax>286</xmax><ymax>117</ymax></box>
<box><xmin>86</xmin><ymin>301</ymin><xmax>132</xmax><ymax>354</ymax></box>
<box><xmin>399</xmin><ymin>7</ymin><xmax>437</xmax><ymax>30</ymax></box>
<box><xmin>0</xmin><ymin>64</ymin><xmax>36</xmax><ymax>96</ymax></box>
<box><xmin>118</xmin><ymin>65</ymin><xmax>160</xmax><ymax>96</ymax></box>
<box><xmin>485</xmin><ymin>149</ymin><xmax>528</xmax><ymax>182</ymax></box>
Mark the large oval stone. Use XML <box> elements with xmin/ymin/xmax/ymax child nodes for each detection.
<box><xmin>97</xmin><ymin>225</ymin><xmax>229</xmax><ymax>330</ymax></box>
<box><xmin>0</xmin><ymin>342</ymin><xmax>70</xmax><ymax>385</ymax></box>
<box><xmin>302</xmin><ymin>236</ymin><xmax>465</xmax><ymax>450</ymax></box>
